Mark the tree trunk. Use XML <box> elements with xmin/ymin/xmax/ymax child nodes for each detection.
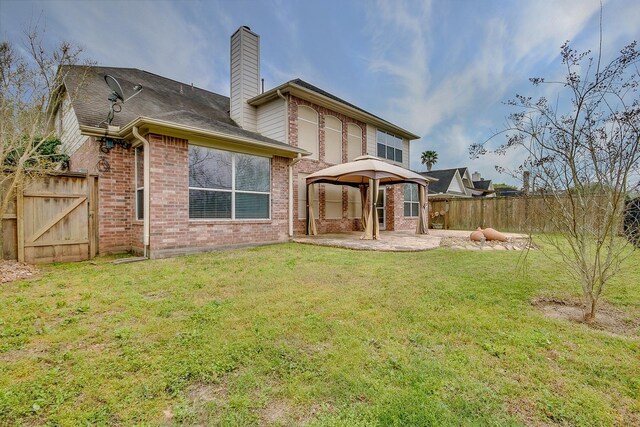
<box><xmin>583</xmin><ymin>293</ymin><xmax>597</xmax><ymax>323</ymax></box>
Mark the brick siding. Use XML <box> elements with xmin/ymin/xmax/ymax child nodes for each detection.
<box><xmin>70</xmin><ymin>137</ymin><xmax>134</xmax><ymax>254</ymax></box>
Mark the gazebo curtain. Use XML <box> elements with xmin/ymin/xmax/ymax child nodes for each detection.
<box><xmin>362</xmin><ymin>178</ymin><xmax>380</xmax><ymax>240</ymax></box>
<box><xmin>416</xmin><ymin>184</ymin><xmax>429</xmax><ymax>235</ymax></box>
<box><xmin>307</xmin><ymin>183</ymin><xmax>317</xmax><ymax>236</ymax></box>
<box><xmin>359</xmin><ymin>184</ymin><xmax>368</xmax><ymax>231</ymax></box>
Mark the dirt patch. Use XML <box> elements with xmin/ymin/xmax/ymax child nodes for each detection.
<box><xmin>261</xmin><ymin>399</ymin><xmax>291</xmax><ymax>424</ymax></box>
<box><xmin>533</xmin><ymin>298</ymin><xmax>639</xmax><ymax>336</ymax></box>
<box><xmin>0</xmin><ymin>260</ymin><xmax>39</xmax><ymax>283</ymax></box>
<box><xmin>186</xmin><ymin>380</ymin><xmax>229</xmax><ymax>404</ymax></box>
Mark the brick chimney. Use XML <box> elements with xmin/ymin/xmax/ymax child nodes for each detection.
<box><xmin>472</xmin><ymin>171</ymin><xmax>481</xmax><ymax>181</ymax></box>
<box><xmin>230</xmin><ymin>26</ymin><xmax>259</xmax><ymax>131</ymax></box>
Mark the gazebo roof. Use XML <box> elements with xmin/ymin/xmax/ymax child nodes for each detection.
<box><xmin>306</xmin><ymin>155</ymin><xmax>436</xmax><ymax>187</ymax></box>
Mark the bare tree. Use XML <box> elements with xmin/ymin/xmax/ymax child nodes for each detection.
<box><xmin>0</xmin><ymin>23</ymin><xmax>91</xmax><ymax>257</ymax></box>
<box><xmin>471</xmin><ymin>39</ymin><xmax>640</xmax><ymax>323</ymax></box>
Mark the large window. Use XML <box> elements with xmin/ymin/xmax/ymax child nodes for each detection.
<box><xmin>324</xmin><ymin>184</ymin><xmax>342</xmax><ymax>219</ymax></box>
<box><xmin>298</xmin><ymin>106</ymin><xmax>319</xmax><ymax>160</ymax></box>
<box><xmin>135</xmin><ymin>146</ymin><xmax>144</xmax><ymax>221</ymax></box>
<box><xmin>298</xmin><ymin>173</ymin><xmax>319</xmax><ymax>220</ymax></box>
<box><xmin>347</xmin><ymin>186</ymin><xmax>362</xmax><ymax>219</ymax></box>
<box><xmin>324</xmin><ymin>115</ymin><xmax>342</xmax><ymax>164</ymax></box>
<box><xmin>404</xmin><ymin>184</ymin><xmax>419</xmax><ymax>217</ymax></box>
<box><xmin>188</xmin><ymin>145</ymin><xmax>270</xmax><ymax>220</ymax></box>
<box><xmin>347</xmin><ymin>123</ymin><xmax>362</xmax><ymax>162</ymax></box>
<box><xmin>377</xmin><ymin>130</ymin><xmax>403</xmax><ymax>163</ymax></box>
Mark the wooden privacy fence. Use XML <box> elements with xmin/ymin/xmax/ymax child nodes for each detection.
<box><xmin>429</xmin><ymin>195</ymin><xmax>612</xmax><ymax>233</ymax></box>
<box><xmin>2</xmin><ymin>173</ymin><xmax>98</xmax><ymax>264</ymax></box>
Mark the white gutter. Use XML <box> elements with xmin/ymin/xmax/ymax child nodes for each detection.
<box><xmin>132</xmin><ymin>126</ymin><xmax>151</xmax><ymax>257</ymax></box>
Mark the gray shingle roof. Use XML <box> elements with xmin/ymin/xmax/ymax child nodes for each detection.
<box><xmin>61</xmin><ymin>65</ymin><xmax>298</xmax><ymax>150</ymax></box>
<box><xmin>420</xmin><ymin>168</ymin><xmax>459</xmax><ymax>194</ymax></box>
<box><xmin>473</xmin><ymin>180</ymin><xmax>492</xmax><ymax>190</ymax></box>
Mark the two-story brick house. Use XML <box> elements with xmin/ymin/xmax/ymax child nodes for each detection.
<box><xmin>55</xmin><ymin>26</ymin><xmax>422</xmax><ymax>258</ymax></box>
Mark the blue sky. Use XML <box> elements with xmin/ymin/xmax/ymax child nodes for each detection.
<box><xmin>2</xmin><ymin>0</ymin><xmax>638</xmax><ymax>184</ymax></box>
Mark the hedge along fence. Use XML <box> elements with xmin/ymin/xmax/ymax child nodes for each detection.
<box><xmin>429</xmin><ymin>195</ymin><xmax>619</xmax><ymax>234</ymax></box>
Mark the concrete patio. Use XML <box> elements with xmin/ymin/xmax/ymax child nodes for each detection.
<box><xmin>292</xmin><ymin>229</ymin><xmax>528</xmax><ymax>252</ymax></box>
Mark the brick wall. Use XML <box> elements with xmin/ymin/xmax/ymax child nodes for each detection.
<box><xmin>289</xmin><ymin>95</ymin><xmax>370</xmax><ymax>235</ymax></box>
<box><xmin>70</xmin><ymin>133</ymin><xmax>291</xmax><ymax>257</ymax></box>
<box><xmin>146</xmin><ymin>134</ymin><xmax>289</xmax><ymax>258</ymax></box>
<box><xmin>288</xmin><ymin>95</ymin><xmax>420</xmax><ymax>235</ymax></box>
<box><xmin>70</xmin><ymin>137</ymin><xmax>134</xmax><ymax>254</ymax></box>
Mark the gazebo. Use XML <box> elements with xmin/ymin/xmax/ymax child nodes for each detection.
<box><xmin>305</xmin><ymin>155</ymin><xmax>436</xmax><ymax>239</ymax></box>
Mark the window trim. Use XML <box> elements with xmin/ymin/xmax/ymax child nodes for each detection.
<box><xmin>188</xmin><ymin>146</ymin><xmax>272</xmax><ymax>221</ymax></box>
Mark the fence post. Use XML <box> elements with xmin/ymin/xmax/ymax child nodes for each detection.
<box><xmin>16</xmin><ymin>189</ymin><xmax>24</xmax><ymax>263</ymax></box>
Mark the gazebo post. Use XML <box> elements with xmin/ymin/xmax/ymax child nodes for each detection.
<box><xmin>306</xmin><ymin>183</ymin><xmax>310</xmax><ymax>235</ymax></box>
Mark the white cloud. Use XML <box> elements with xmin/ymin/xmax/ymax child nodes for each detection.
<box><xmin>41</xmin><ymin>0</ymin><xmax>230</xmax><ymax>93</ymax></box>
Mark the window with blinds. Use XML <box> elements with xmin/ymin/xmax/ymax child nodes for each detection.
<box><xmin>135</xmin><ymin>146</ymin><xmax>144</xmax><ymax>220</ymax></box>
<box><xmin>298</xmin><ymin>173</ymin><xmax>319</xmax><ymax>220</ymax></box>
<box><xmin>347</xmin><ymin>186</ymin><xmax>362</xmax><ymax>219</ymax></box>
<box><xmin>324</xmin><ymin>184</ymin><xmax>342</xmax><ymax>219</ymax></box>
<box><xmin>347</xmin><ymin>123</ymin><xmax>362</xmax><ymax>162</ymax></box>
<box><xmin>298</xmin><ymin>106</ymin><xmax>319</xmax><ymax>160</ymax></box>
<box><xmin>404</xmin><ymin>184</ymin><xmax>419</xmax><ymax>217</ymax></box>
<box><xmin>324</xmin><ymin>115</ymin><xmax>342</xmax><ymax>164</ymax></box>
<box><xmin>377</xmin><ymin>130</ymin><xmax>403</xmax><ymax>163</ymax></box>
<box><xmin>188</xmin><ymin>145</ymin><xmax>270</xmax><ymax>219</ymax></box>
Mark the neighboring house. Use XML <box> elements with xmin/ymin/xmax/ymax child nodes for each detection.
<box><xmin>419</xmin><ymin>168</ymin><xmax>495</xmax><ymax>199</ymax></box>
<box><xmin>493</xmin><ymin>186</ymin><xmax>523</xmax><ymax>197</ymax></box>
<box><xmin>53</xmin><ymin>26</ymin><xmax>422</xmax><ymax>258</ymax></box>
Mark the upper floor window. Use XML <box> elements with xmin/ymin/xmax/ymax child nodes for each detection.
<box><xmin>188</xmin><ymin>145</ymin><xmax>270</xmax><ymax>220</ymax></box>
<box><xmin>347</xmin><ymin>123</ymin><xmax>362</xmax><ymax>162</ymax></box>
<box><xmin>298</xmin><ymin>106</ymin><xmax>319</xmax><ymax>160</ymax></box>
<box><xmin>324</xmin><ymin>115</ymin><xmax>342</xmax><ymax>164</ymax></box>
<box><xmin>377</xmin><ymin>130</ymin><xmax>403</xmax><ymax>163</ymax></box>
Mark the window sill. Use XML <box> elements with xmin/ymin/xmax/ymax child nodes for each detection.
<box><xmin>189</xmin><ymin>219</ymin><xmax>272</xmax><ymax>225</ymax></box>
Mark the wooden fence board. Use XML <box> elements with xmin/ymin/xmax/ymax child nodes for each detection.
<box><xmin>429</xmin><ymin>195</ymin><xmax>613</xmax><ymax>233</ymax></box>
<box><xmin>2</xmin><ymin>173</ymin><xmax>98</xmax><ymax>263</ymax></box>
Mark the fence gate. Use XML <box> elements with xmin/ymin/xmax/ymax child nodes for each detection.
<box><xmin>15</xmin><ymin>173</ymin><xmax>98</xmax><ymax>264</ymax></box>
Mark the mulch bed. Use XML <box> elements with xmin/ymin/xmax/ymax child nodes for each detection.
<box><xmin>0</xmin><ymin>260</ymin><xmax>40</xmax><ymax>284</ymax></box>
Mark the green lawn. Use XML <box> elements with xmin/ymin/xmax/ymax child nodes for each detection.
<box><xmin>1</xmin><ymin>243</ymin><xmax>638</xmax><ymax>426</ymax></box>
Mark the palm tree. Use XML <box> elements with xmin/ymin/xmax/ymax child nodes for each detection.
<box><xmin>420</xmin><ymin>150</ymin><xmax>438</xmax><ymax>172</ymax></box>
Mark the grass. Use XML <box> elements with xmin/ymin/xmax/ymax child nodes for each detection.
<box><xmin>0</xmin><ymin>243</ymin><xmax>638</xmax><ymax>426</ymax></box>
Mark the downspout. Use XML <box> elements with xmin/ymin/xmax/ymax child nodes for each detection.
<box><xmin>277</xmin><ymin>88</ymin><xmax>301</xmax><ymax>238</ymax></box>
<box><xmin>132</xmin><ymin>126</ymin><xmax>151</xmax><ymax>258</ymax></box>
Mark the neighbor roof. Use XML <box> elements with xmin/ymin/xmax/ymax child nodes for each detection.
<box><xmin>472</xmin><ymin>180</ymin><xmax>493</xmax><ymax>191</ymax></box>
<box><xmin>60</xmin><ymin>65</ymin><xmax>306</xmax><ymax>154</ymax></box>
<box><xmin>420</xmin><ymin>168</ymin><xmax>460</xmax><ymax>194</ymax></box>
